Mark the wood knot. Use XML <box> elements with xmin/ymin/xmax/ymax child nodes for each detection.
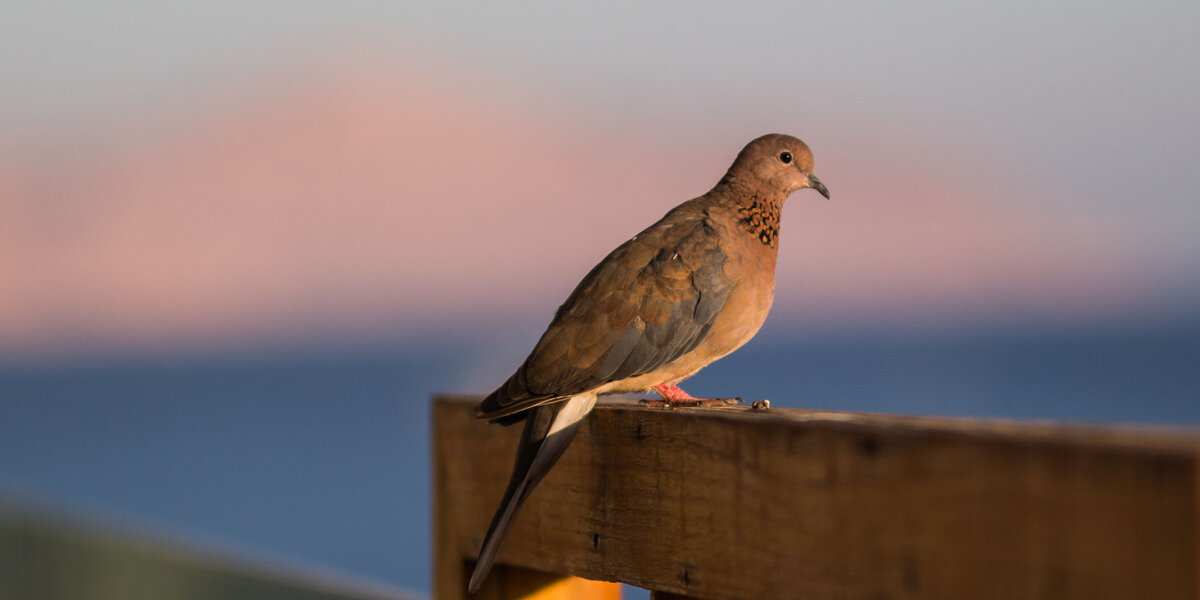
<box><xmin>679</xmin><ymin>566</ymin><xmax>694</xmax><ymax>586</ymax></box>
<box><xmin>858</xmin><ymin>436</ymin><xmax>880</xmax><ymax>457</ymax></box>
<box><xmin>635</xmin><ymin>422</ymin><xmax>652</xmax><ymax>440</ymax></box>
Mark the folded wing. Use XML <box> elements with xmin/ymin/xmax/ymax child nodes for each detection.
<box><xmin>477</xmin><ymin>213</ymin><xmax>733</xmax><ymax>423</ymax></box>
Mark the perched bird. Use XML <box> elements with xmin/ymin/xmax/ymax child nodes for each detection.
<box><xmin>468</xmin><ymin>133</ymin><xmax>830</xmax><ymax>593</ymax></box>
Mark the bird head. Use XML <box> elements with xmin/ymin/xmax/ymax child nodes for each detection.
<box><xmin>727</xmin><ymin>133</ymin><xmax>830</xmax><ymax>199</ymax></box>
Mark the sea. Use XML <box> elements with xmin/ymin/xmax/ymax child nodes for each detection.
<box><xmin>1</xmin><ymin>322</ymin><xmax>1197</xmax><ymax>596</ymax></box>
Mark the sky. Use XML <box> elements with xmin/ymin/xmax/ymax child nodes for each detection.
<box><xmin>2</xmin><ymin>1</ymin><xmax>1199</xmax><ymax>360</ymax></box>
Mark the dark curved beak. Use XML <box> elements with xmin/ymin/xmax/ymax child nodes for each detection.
<box><xmin>808</xmin><ymin>173</ymin><xmax>830</xmax><ymax>199</ymax></box>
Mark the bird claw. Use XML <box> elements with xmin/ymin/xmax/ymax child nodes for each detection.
<box><xmin>644</xmin><ymin>383</ymin><xmax>742</xmax><ymax>409</ymax></box>
<box><xmin>639</xmin><ymin>396</ymin><xmax>743</xmax><ymax>409</ymax></box>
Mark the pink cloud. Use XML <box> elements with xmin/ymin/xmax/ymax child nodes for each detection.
<box><xmin>0</xmin><ymin>59</ymin><xmax>1180</xmax><ymax>358</ymax></box>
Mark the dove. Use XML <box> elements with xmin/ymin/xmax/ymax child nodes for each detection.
<box><xmin>467</xmin><ymin>133</ymin><xmax>829</xmax><ymax>593</ymax></box>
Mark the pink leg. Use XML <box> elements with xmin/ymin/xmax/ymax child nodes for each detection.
<box><xmin>641</xmin><ymin>383</ymin><xmax>742</xmax><ymax>408</ymax></box>
<box><xmin>653</xmin><ymin>383</ymin><xmax>697</xmax><ymax>402</ymax></box>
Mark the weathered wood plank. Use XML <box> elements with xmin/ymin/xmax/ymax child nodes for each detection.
<box><xmin>433</xmin><ymin>395</ymin><xmax>1200</xmax><ymax>599</ymax></box>
<box><xmin>432</xmin><ymin>402</ymin><xmax>624</xmax><ymax>600</ymax></box>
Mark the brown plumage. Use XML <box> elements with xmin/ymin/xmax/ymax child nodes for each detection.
<box><xmin>468</xmin><ymin>133</ymin><xmax>829</xmax><ymax>592</ymax></box>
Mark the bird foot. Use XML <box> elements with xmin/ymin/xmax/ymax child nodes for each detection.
<box><xmin>641</xmin><ymin>384</ymin><xmax>743</xmax><ymax>408</ymax></box>
<box><xmin>640</xmin><ymin>397</ymin><xmax>743</xmax><ymax>408</ymax></box>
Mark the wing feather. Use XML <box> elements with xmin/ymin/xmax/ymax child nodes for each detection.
<box><xmin>477</xmin><ymin>211</ymin><xmax>733</xmax><ymax>423</ymax></box>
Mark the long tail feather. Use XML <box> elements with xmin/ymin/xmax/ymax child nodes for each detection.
<box><xmin>467</xmin><ymin>393</ymin><xmax>596</xmax><ymax>593</ymax></box>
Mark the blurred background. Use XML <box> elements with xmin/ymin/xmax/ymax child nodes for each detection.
<box><xmin>2</xmin><ymin>1</ymin><xmax>1198</xmax><ymax>597</ymax></box>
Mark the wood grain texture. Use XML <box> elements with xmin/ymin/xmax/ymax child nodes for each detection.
<box><xmin>433</xmin><ymin>396</ymin><xmax>1200</xmax><ymax>599</ymax></box>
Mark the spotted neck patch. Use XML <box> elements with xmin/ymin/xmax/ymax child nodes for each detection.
<box><xmin>735</xmin><ymin>192</ymin><xmax>781</xmax><ymax>248</ymax></box>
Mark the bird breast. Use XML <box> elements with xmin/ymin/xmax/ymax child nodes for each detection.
<box><xmin>593</xmin><ymin>208</ymin><xmax>778</xmax><ymax>393</ymax></box>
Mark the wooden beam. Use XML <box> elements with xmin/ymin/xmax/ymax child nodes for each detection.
<box><xmin>432</xmin><ymin>403</ymin><xmax>623</xmax><ymax>600</ymax></box>
<box><xmin>433</xmin><ymin>395</ymin><xmax>1200</xmax><ymax>599</ymax></box>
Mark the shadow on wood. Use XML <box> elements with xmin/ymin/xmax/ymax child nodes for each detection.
<box><xmin>432</xmin><ymin>395</ymin><xmax>1200</xmax><ymax>599</ymax></box>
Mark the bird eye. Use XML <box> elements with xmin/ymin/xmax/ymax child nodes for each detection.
<box><xmin>778</xmin><ymin>151</ymin><xmax>793</xmax><ymax>164</ymax></box>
